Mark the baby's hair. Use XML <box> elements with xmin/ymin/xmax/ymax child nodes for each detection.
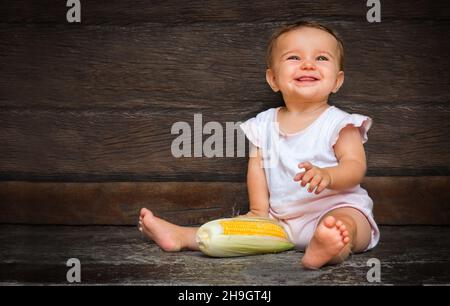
<box><xmin>266</xmin><ymin>21</ymin><xmax>344</xmax><ymax>71</ymax></box>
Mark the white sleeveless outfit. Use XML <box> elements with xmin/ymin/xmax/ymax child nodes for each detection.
<box><xmin>239</xmin><ymin>105</ymin><xmax>379</xmax><ymax>251</ymax></box>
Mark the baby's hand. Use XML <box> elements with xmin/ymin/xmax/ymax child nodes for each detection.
<box><xmin>293</xmin><ymin>162</ymin><xmax>332</xmax><ymax>194</ymax></box>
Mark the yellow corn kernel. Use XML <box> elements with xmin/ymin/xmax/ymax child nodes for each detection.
<box><xmin>220</xmin><ymin>220</ymin><xmax>288</xmax><ymax>239</ymax></box>
<box><xmin>196</xmin><ymin>217</ymin><xmax>294</xmax><ymax>257</ymax></box>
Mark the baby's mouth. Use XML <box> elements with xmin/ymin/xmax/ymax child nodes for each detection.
<box><xmin>294</xmin><ymin>76</ymin><xmax>320</xmax><ymax>86</ymax></box>
<box><xmin>295</xmin><ymin>76</ymin><xmax>319</xmax><ymax>82</ymax></box>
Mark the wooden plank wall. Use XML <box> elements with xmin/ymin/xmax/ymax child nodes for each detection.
<box><xmin>0</xmin><ymin>1</ymin><xmax>449</xmax><ymax>225</ymax></box>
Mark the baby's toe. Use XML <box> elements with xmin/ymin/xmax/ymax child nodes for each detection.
<box><xmin>140</xmin><ymin>208</ymin><xmax>147</xmax><ymax>218</ymax></box>
<box><xmin>322</xmin><ymin>216</ymin><xmax>337</xmax><ymax>228</ymax></box>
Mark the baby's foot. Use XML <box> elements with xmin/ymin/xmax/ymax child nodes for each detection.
<box><xmin>138</xmin><ymin>208</ymin><xmax>183</xmax><ymax>252</ymax></box>
<box><xmin>301</xmin><ymin>216</ymin><xmax>350</xmax><ymax>269</ymax></box>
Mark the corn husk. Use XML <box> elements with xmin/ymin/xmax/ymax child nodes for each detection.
<box><xmin>196</xmin><ymin>217</ymin><xmax>294</xmax><ymax>257</ymax></box>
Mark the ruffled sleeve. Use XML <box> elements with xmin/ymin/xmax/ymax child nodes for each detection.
<box><xmin>239</xmin><ymin>117</ymin><xmax>262</xmax><ymax>148</ymax></box>
<box><xmin>239</xmin><ymin>109</ymin><xmax>272</xmax><ymax>148</ymax></box>
<box><xmin>330</xmin><ymin>114</ymin><xmax>373</xmax><ymax>147</ymax></box>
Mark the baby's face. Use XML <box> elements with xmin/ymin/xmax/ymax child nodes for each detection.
<box><xmin>266</xmin><ymin>27</ymin><xmax>344</xmax><ymax>103</ymax></box>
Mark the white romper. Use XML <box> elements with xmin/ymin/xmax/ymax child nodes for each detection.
<box><xmin>239</xmin><ymin>105</ymin><xmax>380</xmax><ymax>251</ymax></box>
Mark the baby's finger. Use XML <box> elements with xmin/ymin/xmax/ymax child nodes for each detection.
<box><xmin>315</xmin><ymin>178</ymin><xmax>330</xmax><ymax>194</ymax></box>
<box><xmin>293</xmin><ymin>167</ymin><xmax>306</xmax><ymax>181</ymax></box>
<box><xmin>308</xmin><ymin>175</ymin><xmax>322</xmax><ymax>193</ymax></box>
<box><xmin>293</xmin><ymin>171</ymin><xmax>306</xmax><ymax>181</ymax></box>
<box><xmin>300</xmin><ymin>171</ymin><xmax>313</xmax><ymax>187</ymax></box>
<box><xmin>298</xmin><ymin>162</ymin><xmax>313</xmax><ymax>170</ymax></box>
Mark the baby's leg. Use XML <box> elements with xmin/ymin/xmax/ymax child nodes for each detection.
<box><xmin>139</xmin><ymin>208</ymin><xmax>200</xmax><ymax>252</ymax></box>
<box><xmin>301</xmin><ymin>207</ymin><xmax>372</xmax><ymax>269</ymax></box>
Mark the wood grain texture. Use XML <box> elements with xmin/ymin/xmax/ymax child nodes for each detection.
<box><xmin>1</xmin><ymin>225</ymin><xmax>449</xmax><ymax>285</ymax></box>
<box><xmin>1</xmin><ymin>21</ymin><xmax>449</xmax><ymax>110</ymax></box>
<box><xmin>1</xmin><ymin>0</ymin><xmax>449</xmax><ymax>25</ymax></box>
<box><xmin>0</xmin><ymin>103</ymin><xmax>449</xmax><ymax>180</ymax></box>
<box><xmin>0</xmin><ymin>177</ymin><xmax>449</xmax><ymax>225</ymax></box>
<box><xmin>1</xmin><ymin>1</ymin><xmax>449</xmax><ymax>229</ymax></box>
<box><xmin>363</xmin><ymin>177</ymin><xmax>450</xmax><ymax>225</ymax></box>
<box><xmin>0</xmin><ymin>181</ymin><xmax>248</xmax><ymax>225</ymax></box>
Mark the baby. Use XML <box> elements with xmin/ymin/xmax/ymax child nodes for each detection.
<box><xmin>139</xmin><ymin>21</ymin><xmax>379</xmax><ymax>269</ymax></box>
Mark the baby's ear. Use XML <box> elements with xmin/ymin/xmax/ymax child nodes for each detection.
<box><xmin>332</xmin><ymin>71</ymin><xmax>345</xmax><ymax>93</ymax></box>
<box><xmin>265</xmin><ymin>68</ymin><xmax>280</xmax><ymax>92</ymax></box>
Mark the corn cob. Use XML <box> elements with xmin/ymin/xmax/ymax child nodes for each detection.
<box><xmin>196</xmin><ymin>217</ymin><xmax>294</xmax><ymax>257</ymax></box>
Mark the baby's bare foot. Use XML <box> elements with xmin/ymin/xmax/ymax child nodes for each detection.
<box><xmin>138</xmin><ymin>208</ymin><xmax>183</xmax><ymax>252</ymax></box>
<box><xmin>301</xmin><ymin>216</ymin><xmax>350</xmax><ymax>269</ymax></box>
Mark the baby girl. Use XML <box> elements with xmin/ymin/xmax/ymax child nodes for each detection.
<box><xmin>139</xmin><ymin>21</ymin><xmax>379</xmax><ymax>269</ymax></box>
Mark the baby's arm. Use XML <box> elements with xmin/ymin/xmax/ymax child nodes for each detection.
<box><xmin>326</xmin><ymin>124</ymin><xmax>367</xmax><ymax>190</ymax></box>
<box><xmin>294</xmin><ymin>125</ymin><xmax>367</xmax><ymax>193</ymax></box>
<box><xmin>245</xmin><ymin>145</ymin><xmax>270</xmax><ymax>217</ymax></box>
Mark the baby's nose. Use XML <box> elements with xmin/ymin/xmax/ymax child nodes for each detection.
<box><xmin>301</xmin><ymin>60</ymin><xmax>316</xmax><ymax>70</ymax></box>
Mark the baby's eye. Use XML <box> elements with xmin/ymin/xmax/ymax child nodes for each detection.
<box><xmin>316</xmin><ymin>55</ymin><xmax>329</xmax><ymax>61</ymax></box>
<box><xmin>287</xmin><ymin>55</ymin><xmax>301</xmax><ymax>61</ymax></box>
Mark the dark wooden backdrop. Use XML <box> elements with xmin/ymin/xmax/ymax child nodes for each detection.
<box><xmin>1</xmin><ymin>1</ymin><xmax>449</xmax><ymax>225</ymax></box>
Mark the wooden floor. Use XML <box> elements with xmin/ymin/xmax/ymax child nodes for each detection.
<box><xmin>0</xmin><ymin>225</ymin><xmax>449</xmax><ymax>285</ymax></box>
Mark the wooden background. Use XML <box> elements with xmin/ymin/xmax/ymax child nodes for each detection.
<box><xmin>0</xmin><ymin>0</ymin><xmax>449</xmax><ymax>225</ymax></box>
